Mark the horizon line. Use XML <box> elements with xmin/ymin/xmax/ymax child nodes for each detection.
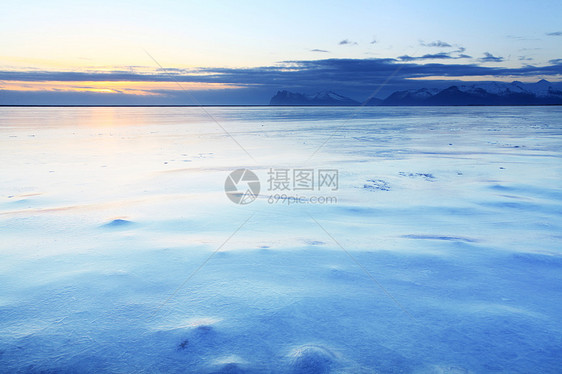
<box><xmin>2</xmin><ymin>104</ymin><xmax>562</xmax><ymax>108</ymax></box>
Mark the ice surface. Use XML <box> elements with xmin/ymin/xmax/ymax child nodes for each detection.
<box><xmin>1</xmin><ymin>106</ymin><xmax>562</xmax><ymax>373</ymax></box>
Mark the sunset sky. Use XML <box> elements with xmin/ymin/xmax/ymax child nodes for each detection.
<box><xmin>1</xmin><ymin>0</ymin><xmax>562</xmax><ymax>104</ymax></box>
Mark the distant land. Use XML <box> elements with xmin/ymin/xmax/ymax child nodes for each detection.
<box><xmin>269</xmin><ymin>91</ymin><xmax>360</xmax><ymax>106</ymax></box>
<box><xmin>270</xmin><ymin>80</ymin><xmax>562</xmax><ymax>106</ymax></box>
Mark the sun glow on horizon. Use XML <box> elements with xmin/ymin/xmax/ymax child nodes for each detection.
<box><xmin>0</xmin><ymin>80</ymin><xmax>244</xmax><ymax>96</ymax></box>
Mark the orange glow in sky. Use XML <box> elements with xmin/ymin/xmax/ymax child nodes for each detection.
<box><xmin>0</xmin><ymin>80</ymin><xmax>243</xmax><ymax>96</ymax></box>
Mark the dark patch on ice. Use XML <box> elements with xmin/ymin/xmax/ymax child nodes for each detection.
<box><xmin>9</xmin><ymin>198</ymin><xmax>32</xmax><ymax>205</ymax></box>
<box><xmin>177</xmin><ymin>339</ymin><xmax>189</xmax><ymax>351</ymax></box>
<box><xmin>399</xmin><ymin>172</ymin><xmax>435</xmax><ymax>180</ymax></box>
<box><xmin>259</xmin><ymin>245</ymin><xmax>271</xmax><ymax>249</ymax></box>
<box><xmin>102</xmin><ymin>219</ymin><xmax>134</xmax><ymax>228</ymax></box>
<box><xmin>482</xmin><ymin>201</ymin><xmax>541</xmax><ymax>211</ymax></box>
<box><xmin>289</xmin><ymin>345</ymin><xmax>335</xmax><ymax>374</ymax></box>
<box><xmin>402</xmin><ymin>234</ymin><xmax>477</xmax><ymax>243</ymax></box>
<box><xmin>490</xmin><ymin>184</ymin><xmax>511</xmax><ymax>191</ymax></box>
<box><xmin>337</xmin><ymin>206</ymin><xmax>379</xmax><ymax>216</ymax></box>
<box><xmin>196</xmin><ymin>325</ymin><xmax>214</xmax><ymax>333</ymax></box>
<box><xmin>189</xmin><ymin>324</ymin><xmax>217</xmax><ymax>340</ymax></box>
<box><xmin>498</xmin><ymin>194</ymin><xmax>529</xmax><ymax>200</ymax></box>
<box><xmin>305</xmin><ymin>240</ymin><xmax>325</xmax><ymax>246</ymax></box>
<box><xmin>363</xmin><ymin>179</ymin><xmax>390</xmax><ymax>191</ymax></box>
<box><xmin>489</xmin><ymin>184</ymin><xmax>562</xmax><ymax>201</ymax></box>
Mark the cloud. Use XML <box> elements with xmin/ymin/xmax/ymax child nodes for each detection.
<box><xmin>398</xmin><ymin>52</ymin><xmax>471</xmax><ymax>61</ymax></box>
<box><xmin>310</xmin><ymin>49</ymin><xmax>330</xmax><ymax>53</ymax></box>
<box><xmin>3</xmin><ymin>57</ymin><xmax>562</xmax><ymax>104</ymax></box>
<box><xmin>339</xmin><ymin>39</ymin><xmax>358</xmax><ymax>46</ymax></box>
<box><xmin>399</xmin><ymin>53</ymin><xmax>452</xmax><ymax>61</ymax></box>
<box><xmin>546</xmin><ymin>31</ymin><xmax>562</xmax><ymax>36</ymax></box>
<box><xmin>403</xmin><ymin>44</ymin><xmax>469</xmax><ymax>61</ymax></box>
<box><xmin>519</xmin><ymin>56</ymin><xmax>533</xmax><ymax>61</ymax></box>
<box><xmin>506</xmin><ymin>35</ymin><xmax>540</xmax><ymax>41</ymax></box>
<box><xmin>479</xmin><ymin>52</ymin><xmax>504</xmax><ymax>62</ymax></box>
<box><xmin>420</xmin><ymin>40</ymin><xmax>452</xmax><ymax>47</ymax></box>
<box><xmin>4</xmin><ymin>58</ymin><xmax>562</xmax><ymax>87</ymax></box>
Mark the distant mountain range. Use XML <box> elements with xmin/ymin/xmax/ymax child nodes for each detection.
<box><xmin>270</xmin><ymin>90</ymin><xmax>360</xmax><ymax>105</ymax></box>
<box><xmin>270</xmin><ymin>80</ymin><xmax>562</xmax><ymax>106</ymax></box>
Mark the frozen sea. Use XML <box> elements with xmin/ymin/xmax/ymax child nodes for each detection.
<box><xmin>1</xmin><ymin>106</ymin><xmax>561</xmax><ymax>373</ymax></box>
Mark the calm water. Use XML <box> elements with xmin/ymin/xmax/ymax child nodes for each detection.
<box><xmin>1</xmin><ymin>106</ymin><xmax>562</xmax><ymax>373</ymax></box>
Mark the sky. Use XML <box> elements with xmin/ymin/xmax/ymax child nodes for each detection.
<box><xmin>1</xmin><ymin>0</ymin><xmax>562</xmax><ymax>104</ymax></box>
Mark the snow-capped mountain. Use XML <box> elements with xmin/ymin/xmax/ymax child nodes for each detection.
<box><xmin>269</xmin><ymin>90</ymin><xmax>359</xmax><ymax>105</ymax></box>
<box><xmin>270</xmin><ymin>80</ymin><xmax>562</xmax><ymax>106</ymax></box>
<box><xmin>380</xmin><ymin>88</ymin><xmax>440</xmax><ymax>105</ymax></box>
<box><xmin>454</xmin><ymin>79</ymin><xmax>560</xmax><ymax>97</ymax></box>
<box><xmin>380</xmin><ymin>80</ymin><xmax>562</xmax><ymax>106</ymax></box>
